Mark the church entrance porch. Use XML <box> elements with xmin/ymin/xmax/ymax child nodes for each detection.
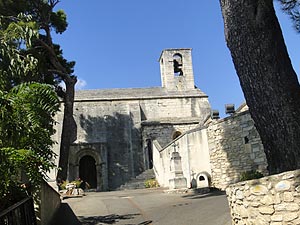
<box><xmin>68</xmin><ymin>143</ymin><xmax>108</xmax><ymax>191</ymax></box>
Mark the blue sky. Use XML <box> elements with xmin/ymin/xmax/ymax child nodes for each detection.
<box><xmin>53</xmin><ymin>1</ymin><xmax>299</xmax><ymax>117</ymax></box>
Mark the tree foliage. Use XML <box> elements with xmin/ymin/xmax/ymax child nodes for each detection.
<box><xmin>0</xmin><ymin>13</ymin><xmax>38</xmax><ymax>90</ymax></box>
<box><xmin>1</xmin><ymin>0</ymin><xmax>77</xmax><ymax>181</ymax></box>
<box><xmin>0</xmin><ymin>12</ymin><xmax>60</xmax><ymax>209</ymax></box>
<box><xmin>278</xmin><ymin>0</ymin><xmax>300</xmax><ymax>32</ymax></box>
<box><xmin>0</xmin><ymin>83</ymin><xmax>59</xmax><ymax>209</ymax></box>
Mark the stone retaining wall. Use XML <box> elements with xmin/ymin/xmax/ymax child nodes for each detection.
<box><xmin>36</xmin><ymin>180</ymin><xmax>61</xmax><ymax>225</ymax></box>
<box><xmin>226</xmin><ymin>169</ymin><xmax>300</xmax><ymax>225</ymax></box>
<box><xmin>207</xmin><ymin>111</ymin><xmax>268</xmax><ymax>190</ymax></box>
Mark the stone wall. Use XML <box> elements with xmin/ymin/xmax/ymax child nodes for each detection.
<box><xmin>36</xmin><ymin>180</ymin><xmax>61</xmax><ymax>225</ymax></box>
<box><xmin>142</xmin><ymin>121</ymin><xmax>199</xmax><ymax>148</ymax></box>
<box><xmin>153</xmin><ymin>128</ymin><xmax>211</xmax><ymax>188</ymax></box>
<box><xmin>51</xmin><ymin>87</ymin><xmax>210</xmax><ymax>190</ymax></box>
<box><xmin>207</xmin><ymin>111</ymin><xmax>268</xmax><ymax>190</ymax></box>
<box><xmin>226</xmin><ymin>169</ymin><xmax>300</xmax><ymax>225</ymax></box>
<box><xmin>139</xmin><ymin>97</ymin><xmax>210</xmax><ymax>122</ymax></box>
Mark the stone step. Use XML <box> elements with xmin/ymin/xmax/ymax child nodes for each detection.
<box><xmin>118</xmin><ymin>169</ymin><xmax>155</xmax><ymax>190</ymax></box>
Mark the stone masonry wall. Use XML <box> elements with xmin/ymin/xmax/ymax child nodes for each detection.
<box><xmin>142</xmin><ymin>122</ymin><xmax>199</xmax><ymax>148</ymax></box>
<box><xmin>207</xmin><ymin>111</ymin><xmax>268</xmax><ymax>190</ymax></box>
<box><xmin>226</xmin><ymin>169</ymin><xmax>300</xmax><ymax>225</ymax></box>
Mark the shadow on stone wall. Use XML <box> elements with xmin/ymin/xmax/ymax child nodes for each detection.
<box><xmin>78</xmin><ymin>113</ymin><xmax>143</xmax><ymax>190</ymax></box>
<box><xmin>142</xmin><ymin>121</ymin><xmax>184</xmax><ymax>149</ymax></box>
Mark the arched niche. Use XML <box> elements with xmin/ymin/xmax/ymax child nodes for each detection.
<box><xmin>196</xmin><ymin>172</ymin><xmax>211</xmax><ymax>188</ymax></box>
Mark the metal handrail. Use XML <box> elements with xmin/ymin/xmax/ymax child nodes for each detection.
<box><xmin>0</xmin><ymin>197</ymin><xmax>37</xmax><ymax>225</ymax></box>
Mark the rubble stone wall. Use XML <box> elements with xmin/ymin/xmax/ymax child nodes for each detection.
<box><xmin>226</xmin><ymin>169</ymin><xmax>300</xmax><ymax>225</ymax></box>
<box><xmin>207</xmin><ymin>111</ymin><xmax>268</xmax><ymax>190</ymax></box>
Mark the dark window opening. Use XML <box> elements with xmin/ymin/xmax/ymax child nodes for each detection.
<box><xmin>173</xmin><ymin>53</ymin><xmax>183</xmax><ymax>76</ymax></box>
<box><xmin>199</xmin><ymin>176</ymin><xmax>205</xmax><ymax>181</ymax></box>
<box><xmin>244</xmin><ymin>136</ymin><xmax>249</xmax><ymax>144</ymax></box>
<box><xmin>146</xmin><ymin>139</ymin><xmax>153</xmax><ymax>169</ymax></box>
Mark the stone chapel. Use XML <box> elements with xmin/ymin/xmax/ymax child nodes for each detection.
<box><xmin>51</xmin><ymin>49</ymin><xmax>211</xmax><ymax>190</ymax></box>
<box><xmin>51</xmin><ymin>48</ymin><xmax>268</xmax><ymax>191</ymax></box>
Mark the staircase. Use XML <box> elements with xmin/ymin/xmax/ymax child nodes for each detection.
<box><xmin>118</xmin><ymin>169</ymin><xmax>155</xmax><ymax>190</ymax></box>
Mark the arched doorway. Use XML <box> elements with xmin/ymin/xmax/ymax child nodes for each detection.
<box><xmin>79</xmin><ymin>155</ymin><xmax>97</xmax><ymax>188</ymax></box>
<box><xmin>146</xmin><ymin>139</ymin><xmax>153</xmax><ymax>169</ymax></box>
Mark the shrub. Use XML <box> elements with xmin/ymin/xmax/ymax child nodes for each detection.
<box><xmin>144</xmin><ymin>179</ymin><xmax>159</xmax><ymax>188</ymax></box>
<box><xmin>240</xmin><ymin>170</ymin><xmax>264</xmax><ymax>181</ymax></box>
<box><xmin>59</xmin><ymin>179</ymin><xmax>82</xmax><ymax>190</ymax></box>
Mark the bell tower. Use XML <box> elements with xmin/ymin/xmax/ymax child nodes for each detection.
<box><xmin>159</xmin><ymin>48</ymin><xmax>195</xmax><ymax>91</ymax></box>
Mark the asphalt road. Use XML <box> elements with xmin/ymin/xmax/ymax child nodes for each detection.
<box><xmin>51</xmin><ymin>188</ymin><xmax>231</xmax><ymax>225</ymax></box>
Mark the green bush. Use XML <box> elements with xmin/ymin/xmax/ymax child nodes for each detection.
<box><xmin>144</xmin><ymin>179</ymin><xmax>159</xmax><ymax>188</ymax></box>
<box><xmin>240</xmin><ymin>170</ymin><xmax>264</xmax><ymax>181</ymax></box>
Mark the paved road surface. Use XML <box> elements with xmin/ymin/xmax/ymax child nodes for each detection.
<box><xmin>51</xmin><ymin>188</ymin><xmax>231</xmax><ymax>225</ymax></box>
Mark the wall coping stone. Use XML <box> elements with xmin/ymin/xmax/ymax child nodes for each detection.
<box><xmin>141</xmin><ymin>117</ymin><xmax>201</xmax><ymax>126</ymax></box>
<box><xmin>74</xmin><ymin>87</ymin><xmax>208</xmax><ymax>102</ymax></box>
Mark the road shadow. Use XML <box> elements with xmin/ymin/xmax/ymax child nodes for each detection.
<box><xmin>50</xmin><ymin>203</ymin><xmax>81</xmax><ymax>225</ymax></box>
<box><xmin>78</xmin><ymin>213</ymin><xmax>141</xmax><ymax>225</ymax></box>
<box><xmin>181</xmin><ymin>188</ymin><xmax>226</xmax><ymax>200</ymax></box>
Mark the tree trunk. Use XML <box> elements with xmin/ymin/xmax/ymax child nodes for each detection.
<box><xmin>57</xmin><ymin>76</ymin><xmax>77</xmax><ymax>181</ymax></box>
<box><xmin>219</xmin><ymin>0</ymin><xmax>300</xmax><ymax>174</ymax></box>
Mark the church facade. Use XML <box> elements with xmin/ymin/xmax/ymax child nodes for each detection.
<box><xmin>52</xmin><ymin>49</ymin><xmax>211</xmax><ymax>190</ymax></box>
<box><xmin>51</xmin><ymin>48</ymin><xmax>268</xmax><ymax>191</ymax></box>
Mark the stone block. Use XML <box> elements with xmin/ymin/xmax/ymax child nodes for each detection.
<box><xmin>260</xmin><ymin>195</ymin><xmax>274</xmax><ymax>205</ymax></box>
<box><xmin>258</xmin><ymin>206</ymin><xmax>275</xmax><ymax>215</ymax></box>
<box><xmin>274</xmin><ymin>203</ymin><xmax>288</xmax><ymax>211</ymax></box>
<box><xmin>275</xmin><ymin>181</ymin><xmax>291</xmax><ymax>192</ymax></box>
<box><xmin>236</xmin><ymin>189</ymin><xmax>244</xmax><ymax>200</ymax></box>
<box><xmin>254</xmin><ymin>157</ymin><xmax>265</xmax><ymax>163</ymax></box>
<box><xmin>274</xmin><ymin>193</ymin><xmax>282</xmax><ymax>204</ymax></box>
<box><xmin>250</xmin><ymin>185</ymin><xmax>268</xmax><ymax>195</ymax></box>
<box><xmin>286</xmin><ymin>203</ymin><xmax>299</xmax><ymax>211</ymax></box>
<box><xmin>283</xmin><ymin>212</ymin><xmax>298</xmax><ymax>222</ymax></box>
<box><xmin>271</xmin><ymin>214</ymin><xmax>283</xmax><ymax>222</ymax></box>
<box><xmin>255</xmin><ymin>215</ymin><xmax>271</xmax><ymax>224</ymax></box>
<box><xmin>250</xmin><ymin>201</ymin><xmax>261</xmax><ymax>207</ymax></box>
<box><xmin>169</xmin><ymin>177</ymin><xmax>187</xmax><ymax>189</ymax></box>
<box><xmin>283</xmin><ymin>192</ymin><xmax>294</xmax><ymax>202</ymax></box>
<box><xmin>282</xmin><ymin>173</ymin><xmax>294</xmax><ymax>180</ymax></box>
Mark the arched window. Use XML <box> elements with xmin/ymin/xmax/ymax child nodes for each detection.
<box><xmin>173</xmin><ymin>53</ymin><xmax>183</xmax><ymax>76</ymax></box>
<box><xmin>172</xmin><ymin>131</ymin><xmax>182</xmax><ymax>140</ymax></box>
